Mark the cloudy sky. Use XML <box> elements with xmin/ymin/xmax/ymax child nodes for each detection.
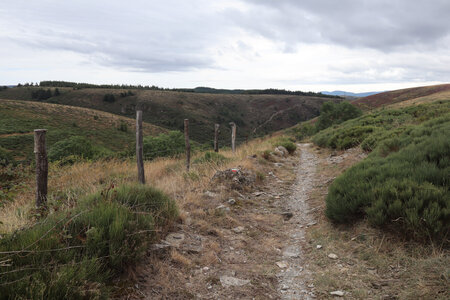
<box><xmin>1</xmin><ymin>0</ymin><xmax>449</xmax><ymax>92</ymax></box>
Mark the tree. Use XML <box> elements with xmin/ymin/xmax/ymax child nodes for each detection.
<box><xmin>103</xmin><ymin>94</ymin><xmax>116</xmax><ymax>103</ymax></box>
<box><xmin>316</xmin><ymin>101</ymin><xmax>362</xmax><ymax>131</ymax></box>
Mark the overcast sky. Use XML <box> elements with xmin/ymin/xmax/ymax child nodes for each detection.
<box><xmin>1</xmin><ymin>0</ymin><xmax>449</xmax><ymax>92</ymax></box>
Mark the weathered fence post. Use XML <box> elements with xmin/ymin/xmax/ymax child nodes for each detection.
<box><xmin>184</xmin><ymin>119</ymin><xmax>190</xmax><ymax>172</ymax></box>
<box><xmin>136</xmin><ymin>110</ymin><xmax>145</xmax><ymax>184</ymax></box>
<box><xmin>214</xmin><ymin>123</ymin><xmax>220</xmax><ymax>152</ymax></box>
<box><xmin>230</xmin><ymin>122</ymin><xmax>236</xmax><ymax>154</ymax></box>
<box><xmin>34</xmin><ymin>129</ymin><xmax>48</xmax><ymax>208</ymax></box>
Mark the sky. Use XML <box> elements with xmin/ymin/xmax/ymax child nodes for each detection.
<box><xmin>1</xmin><ymin>0</ymin><xmax>449</xmax><ymax>92</ymax></box>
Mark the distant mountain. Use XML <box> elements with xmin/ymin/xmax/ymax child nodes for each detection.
<box><xmin>321</xmin><ymin>90</ymin><xmax>381</xmax><ymax>97</ymax></box>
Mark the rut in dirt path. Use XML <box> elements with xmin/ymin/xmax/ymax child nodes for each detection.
<box><xmin>277</xmin><ymin>143</ymin><xmax>318</xmax><ymax>299</ymax></box>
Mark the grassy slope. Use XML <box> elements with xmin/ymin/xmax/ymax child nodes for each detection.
<box><xmin>312</xmin><ymin>100</ymin><xmax>450</xmax><ymax>151</ymax></box>
<box><xmin>0</xmin><ymin>99</ymin><xmax>166</xmax><ymax>161</ymax></box>
<box><xmin>0</xmin><ymin>87</ymin><xmax>340</xmax><ymax>143</ymax></box>
<box><xmin>353</xmin><ymin>83</ymin><xmax>450</xmax><ymax>109</ymax></box>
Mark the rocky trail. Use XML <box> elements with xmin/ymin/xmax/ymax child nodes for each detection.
<box><xmin>125</xmin><ymin>143</ymin><xmax>347</xmax><ymax>299</ymax></box>
<box><xmin>276</xmin><ymin>144</ymin><xmax>318</xmax><ymax>299</ymax></box>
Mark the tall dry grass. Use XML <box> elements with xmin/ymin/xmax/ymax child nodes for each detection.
<box><xmin>0</xmin><ymin>136</ymin><xmax>277</xmax><ymax>233</ymax></box>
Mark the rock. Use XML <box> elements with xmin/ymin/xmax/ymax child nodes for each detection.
<box><xmin>204</xmin><ymin>191</ymin><xmax>217</xmax><ymax>198</ymax></box>
<box><xmin>232</xmin><ymin>226</ymin><xmax>245</xmax><ymax>234</ymax></box>
<box><xmin>215</xmin><ymin>205</ymin><xmax>230</xmax><ymax>213</ymax></box>
<box><xmin>273</xmin><ymin>147</ymin><xmax>285</xmax><ymax>157</ymax></box>
<box><xmin>328</xmin><ymin>253</ymin><xmax>338</xmax><ymax>259</ymax></box>
<box><xmin>283</xmin><ymin>246</ymin><xmax>300</xmax><ymax>258</ymax></box>
<box><xmin>253</xmin><ymin>191</ymin><xmax>264</xmax><ymax>196</ymax></box>
<box><xmin>281</xmin><ymin>211</ymin><xmax>294</xmax><ymax>221</ymax></box>
<box><xmin>316</xmin><ymin>245</ymin><xmax>322</xmax><ymax>249</ymax></box>
<box><xmin>211</xmin><ymin>168</ymin><xmax>256</xmax><ymax>190</ymax></box>
<box><xmin>330</xmin><ymin>290</ymin><xmax>344</xmax><ymax>297</ymax></box>
<box><xmin>276</xmin><ymin>261</ymin><xmax>289</xmax><ymax>268</ymax></box>
<box><xmin>227</xmin><ymin>198</ymin><xmax>236</xmax><ymax>205</ymax></box>
<box><xmin>220</xmin><ymin>276</ymin><xmax>250</xmax><ymax>287</ymax></box>
<box><xmin>164</xmin><ymin>233</ymin><xmax>185</xmax><ymax>247</ymax></box>
<box><xmin>276</xmin><ymin>146</ymin><xmax>289</xmax><ymax>157</ymax></box>
<box><xmin>182</xmin><ymin>244</ymin><xmax>203</xmax><ymax>254</ymax></box>
<box><xmin>280</xmin><ymin>284</ymin><xmax>289</xmax><ymax>290</ymax></box>
<box><xmin>306</xmin><ymin>221</ymin><xmax>317</xmax><ymax>227</ymax></box>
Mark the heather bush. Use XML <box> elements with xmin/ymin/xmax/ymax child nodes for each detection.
<box><xmin>0</xmin><ymin>184</ymin><xmax>178</xmax><ymax>299</ymax></box>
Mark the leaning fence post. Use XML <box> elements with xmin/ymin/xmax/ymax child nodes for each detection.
<box><xmin>34</xmin><ymin>129</ymin><xmax>48</xmax><ymax>208</ymax></box>
<box><xmin>230</xmin><ymin>122</ymin><xmax>236</xmax><ymax>154</ymax></box>
<box><xmin>184</xmin><ymin>119</ymin><xmax>190</xmax><ymax>172</ymax></box>
<box><xmin>136</xmin><ymin>110</ymin><xmax>145</xmax><ymax>184</ymax></box>
<box><xmin>214</xmin><ymin>124</ymin><xmax>220</xmax><ymax>152</ymax></box>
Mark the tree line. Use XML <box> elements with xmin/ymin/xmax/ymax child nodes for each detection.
<box><xmin>31</xmin><ymin>88</ymin><xmax>60</xmax><ymax>100</ymax></box>
<box><xmin>35</xmin><ymin>81</ymin><xmax>341</xmax><ymax>98</ymax></box>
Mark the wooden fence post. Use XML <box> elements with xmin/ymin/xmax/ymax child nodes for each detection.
<box><xmin>184</xmin><ymin>119</ymin><xmax>190</xmax><ymax>172</ymax></box>
<box><xmin>214</xmin><ymin>123</ymin><xmax>220</xmax><ymax>152</ymax></box>
<box><xmin>230</xmin><ymin>122</ymin><xmax>236</xmax><ymax>154</ymax></box>
<box><xmin>34</xmin><ymin>129</ymin><xmax>48</xmax><ymax>208</ymax></box>
<box><xmin>136</xmin><ymin>110</ymin><xmax>145</xmax><ymax>184</ymax></box>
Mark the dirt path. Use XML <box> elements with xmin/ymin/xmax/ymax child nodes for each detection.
<box><xmin>127</xmin><ymin>143</ymin><xmax>323</xmax><ymax>299</ymax></box>
<box><xmin>276</xmin><ymin>143</ymin><xmax>317</xmax><ymax>299</ymax></box>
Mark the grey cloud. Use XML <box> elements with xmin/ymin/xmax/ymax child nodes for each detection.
<box><xmin>233</xmin><ymin>0</ymin><xmax>450</xmax><ymax>51</ymax></box>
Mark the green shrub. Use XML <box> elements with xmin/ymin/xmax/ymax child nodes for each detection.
<box><xmin>193</xmin><ymin>151</ymin><xmax>228</xmax><ymax>165</ymax></box>
<box><xmin>313</xmin><ymin>101</ymin><xmax>450</xmax><ymax>150</ymax></box>
<box><xmin>48</xmin><ymin>136</ymin><xmax>111</xmax><ymax>163</ymax></box>
<box><xmin>0</xmin><ymin>184</ymin><xmax>178</xmax><ymax>299</ymax></box>
<box><xmin>288</xmin><ymin>123</ymin><xmax>317</xmax><ymax>141</ymax></box>
<box><xmin>48</xmin><ymin>136</ymin><xmax>94</xmax><ymax>161</ymax></box>
<box><xmin>316</xmin><ymin>101</ymin><xmax>362</xmax><ymax>131</ymax></box>
<box><xmin>143</xmin><ymin>131</ymin><xmax>185</xmax><ymax>160</ymax></box>
<box><xmin>274</xmin><ymin>137</ymin><xmax>297</xmax><ymax>154</ymax></box>
<box><xmin>325</xmin><ymin>116</ymin><xmax>450</xmax><ymax>243</ymax></box>
<box><xmin>103</xmin><ymin>94</ymin><xmax>115</xmax><ymax>103</ymax></box>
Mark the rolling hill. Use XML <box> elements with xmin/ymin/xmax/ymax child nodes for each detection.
<box><xmin>353</xmin><ymin>83</ymin><xmax>450</xmax><ymax>109</ymax></box>
<box><xmin>0</xmin><ymin>99</ymin><xmax>166</xmax><ymax>161</ymax></box>
<box><xmin>0</xmin><ymin>87</ymin><xmax>342</xmax><ymax>144</ymax></box>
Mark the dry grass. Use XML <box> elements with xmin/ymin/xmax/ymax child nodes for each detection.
<box><xmin>0</xmin><ymin>135</ymin><xmax>276</xmax><ymax>233</ymax></box>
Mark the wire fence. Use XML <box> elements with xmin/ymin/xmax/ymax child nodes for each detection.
<box><xmin>1</xmin><ymin>115</ymin><xmax>251</xmax><ymax>290</ymax></box>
